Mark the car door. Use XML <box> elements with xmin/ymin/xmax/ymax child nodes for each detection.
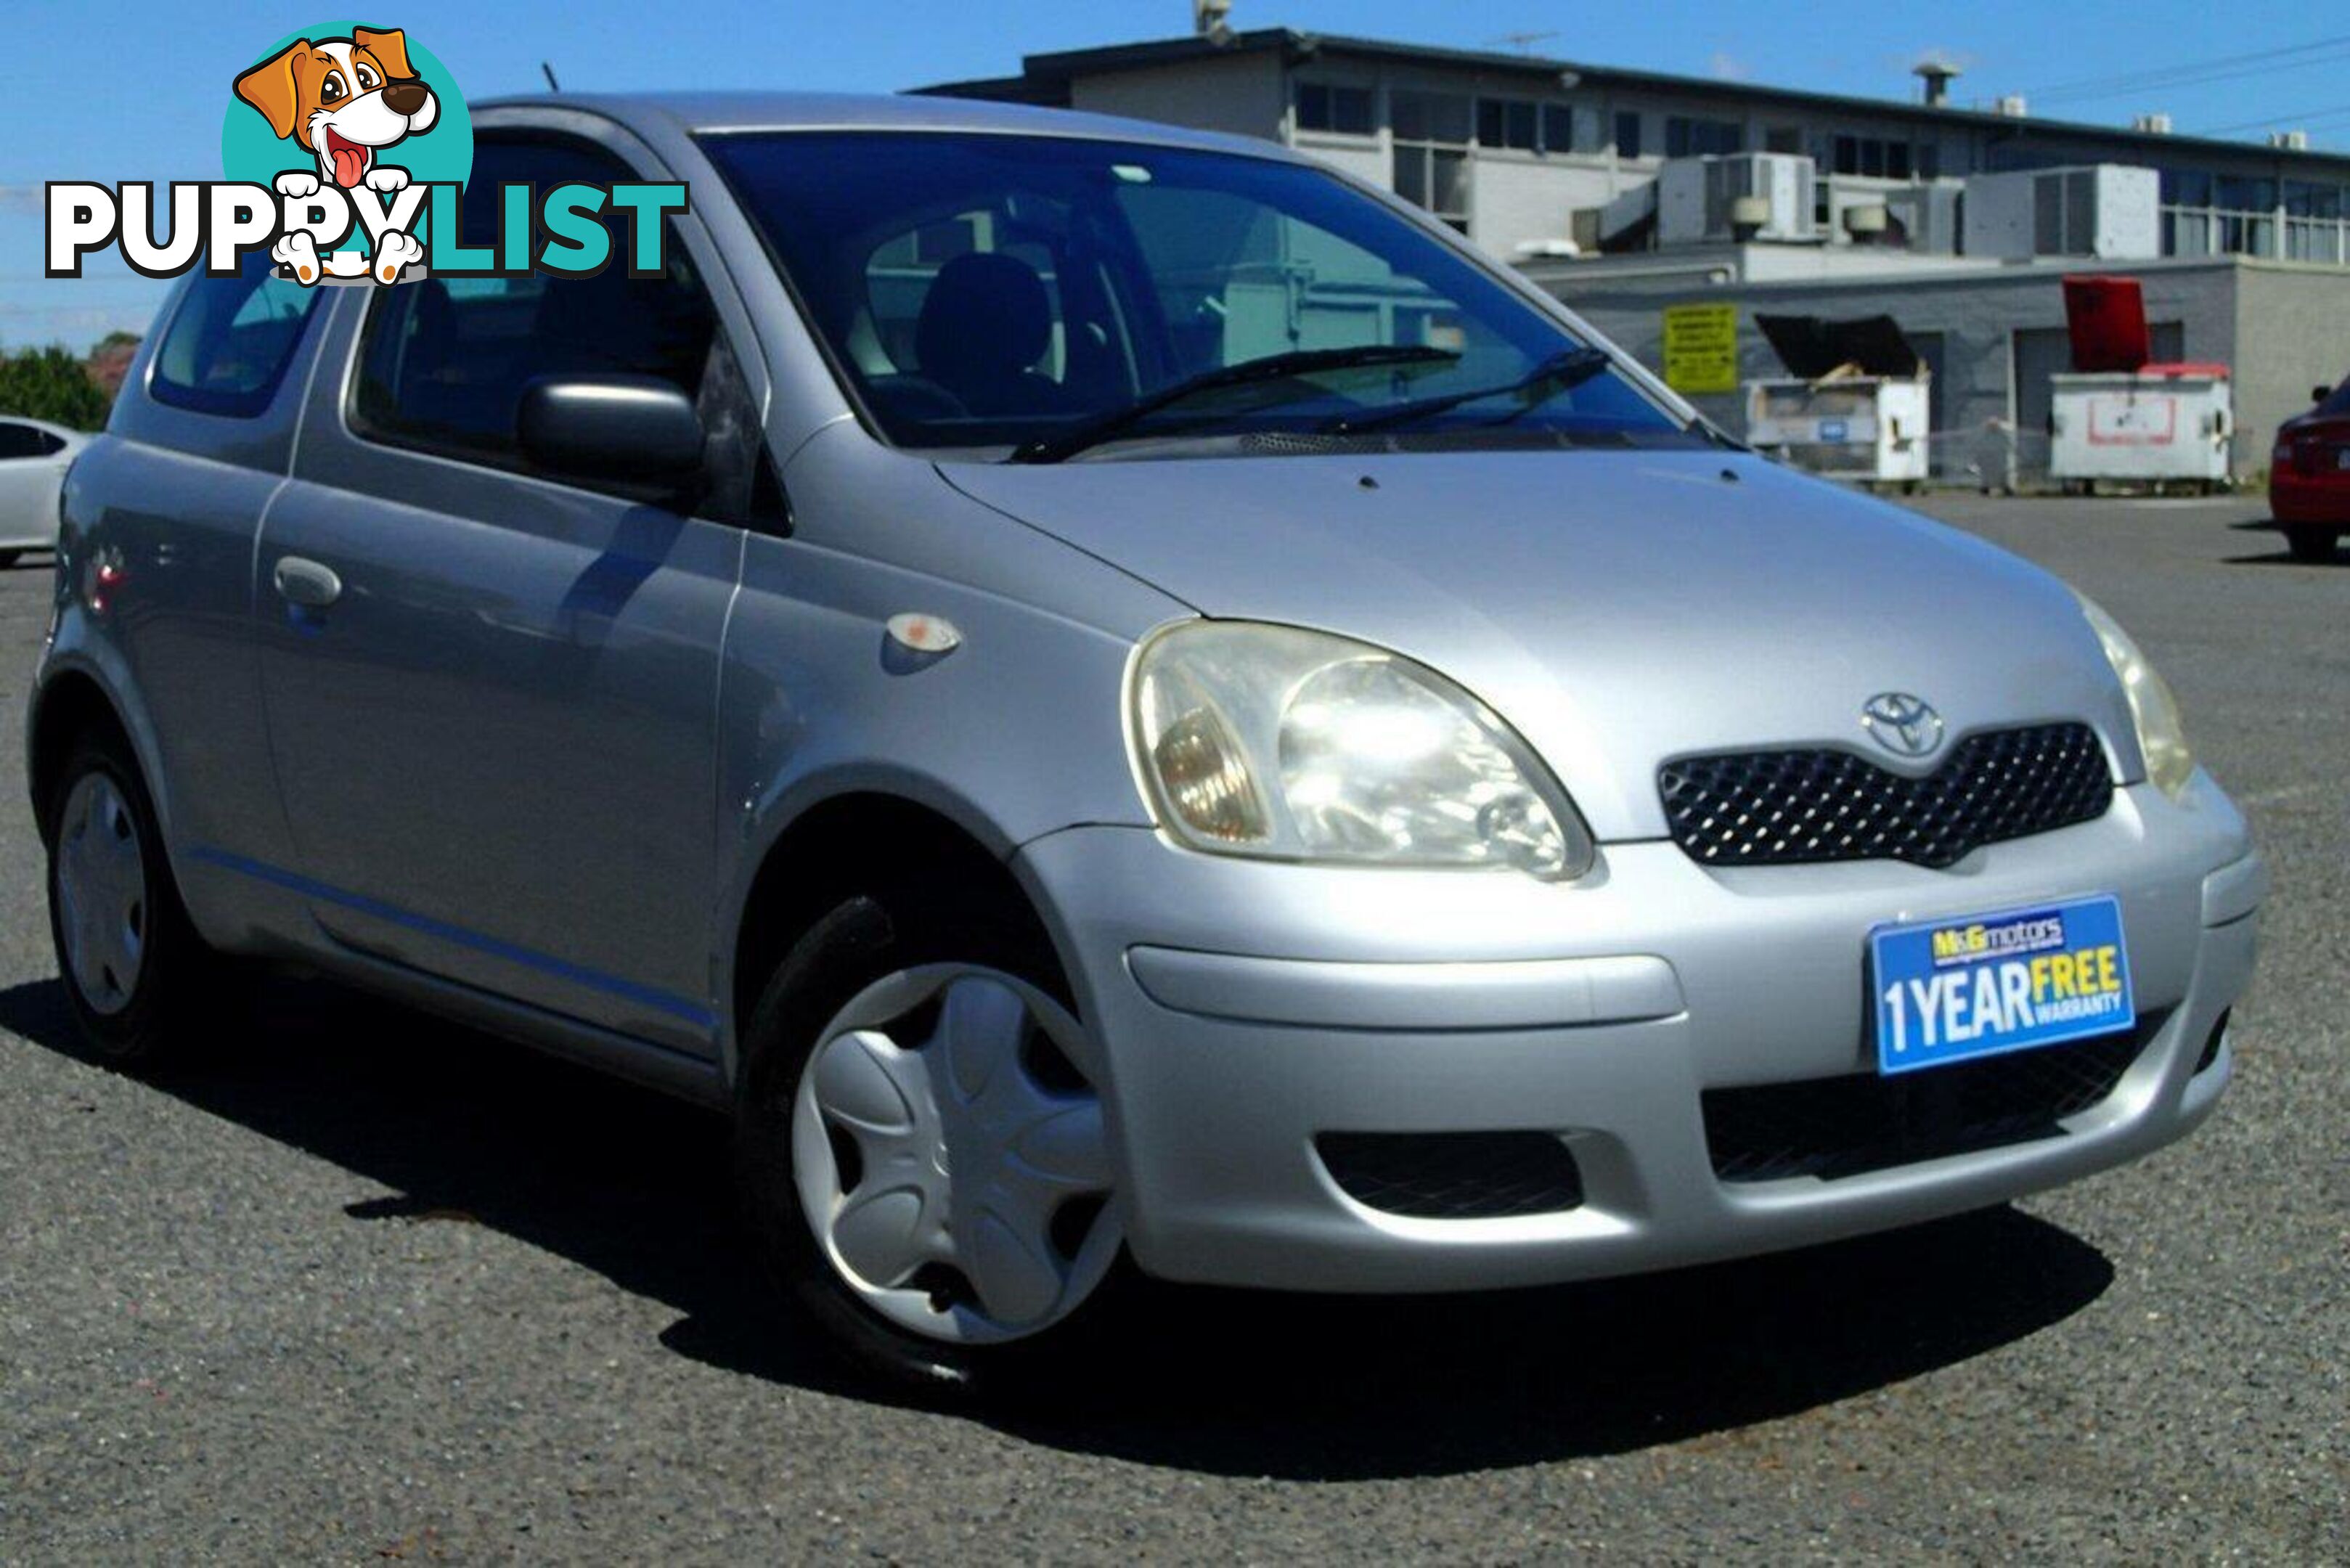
<box><xmin>256</xmin><ymin>133</ymin><xmax>772</xmax><ymax>1057</ymax></box>
<box><xmin>0</xmin><ymin>420</ymin><xmax>68</xmax><ymax>547</ymax></box>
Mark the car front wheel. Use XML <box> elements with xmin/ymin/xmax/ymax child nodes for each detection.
<box><xmin>735</xmin><ymin>892</ymin><xmax>1125</xmax><ymax>1390</ymax></box>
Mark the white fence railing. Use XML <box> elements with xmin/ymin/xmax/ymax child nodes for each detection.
<box><xmin>2164</xmin><ymin>205</ymin><xmax>2350</xmax><ymax>264</ymax></box>
<box><xmin>2285</xmin><ymin>216</ymin><xmax>2350</xmax><ymax>266</ymax></box>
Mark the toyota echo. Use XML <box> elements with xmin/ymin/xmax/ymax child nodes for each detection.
<box><xmin>33</xmin><ymin>94</ymin><xmax>2264</xmax><ymax>1388</ymax></box>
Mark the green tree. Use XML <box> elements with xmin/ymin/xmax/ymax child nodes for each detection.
<box><xmin>0</xmin><ymin>346</ymin><xmax>112</xmax><ymax>432</ymax></box>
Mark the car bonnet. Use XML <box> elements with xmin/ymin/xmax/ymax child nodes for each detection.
<box><xmin>939</xmin><ymin>449</ymin><xmax>2143</xmax><ymax>842</ymax></box>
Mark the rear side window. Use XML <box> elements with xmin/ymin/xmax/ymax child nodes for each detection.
<box><xmin>150</xmin><ymin>250</ymin><xmax>323</xmax><ymax>417</ymax></box>
<box><xmin>2322</xmin><ymin>379</ymin><xmax>2350</xmax><ymax>417</ymax></box>
<box><xmin>0</xmin><ymin>422</ymin><xmax>66</xmax><ymax>459</ymax></box>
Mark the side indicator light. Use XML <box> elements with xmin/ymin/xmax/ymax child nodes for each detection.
<box><xmin>886</xmin><ymin>613</ymin><xmax>963</xmax><ymax>656</ymax></box>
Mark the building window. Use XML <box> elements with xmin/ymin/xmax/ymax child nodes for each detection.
<box><xmin>1615</xmin><ymin>110</ymin><xmax>1644</xmax><ymax>160</ymax></box>
<box><xmin>1542</xmin><ymin>105</ymin><xmax>1574</xmax><ymax>155</ymax></box>
<box><xmin>1393</xmin><ymin>91</ymin><xmax>1472</xmax><ymax>144</ymax></box>
<box><xmin>1830</xmin><ymin>135</ymin><xmax>1922</xmax><ymax>179</ymax></box>
<box><xmin>2214</xmin><ymin>175</ymin><xmax>2277</xmax><ymax>213</ymax></box>
<box><xmin>1297</xmin><ymin>82</ymin><xmax>1375</xmax><ymax>136</ymax></box>
<box><xmin>2284</xmin><ymin>181</ymin><xmax>2343</xmax><ymax>219</ymax></box>
<box><xmin>1477</xmin><ymin>98</ymin><xmax>1540</xmax><ymax>151</ymax></box>
<box><xmin>1534</xmin><ymin>104</ymin><xmax>1604</xmax><ymax>156</ymax></box>
<box><xmin>1392</xmin><ymin>91</ymin><xmax>1473</xmax><ymax>232</ymax></box>
<box><xmin>1665</xmin><ymin>115</ymin><xmax>1743</xmax><ymax>158</ymax></box>
<box><xmin>2160</xmin><ymin>168</ymin><xmax>2211</xmax><ymax>206</ymax></box>
<box><xmin>1764</xmin><ymin>126</ymin><xmax>1803</xmax><ymax>155</ymax></box>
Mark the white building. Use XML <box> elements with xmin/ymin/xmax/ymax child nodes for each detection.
<box><xmin>925</xmin><ymin>26</ymin><xmax>2350</xmax><ymax>475</ymax></box>
<box><xmin>923</xmin><ymin>26</ymin><xmax>2350</xmax><ymax>269</ymax></box>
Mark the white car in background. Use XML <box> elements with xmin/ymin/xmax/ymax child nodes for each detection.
<box><xmin>0</xmin><ymin>417</ymin><xmax>86</xmax><ymax>566</ymax></box>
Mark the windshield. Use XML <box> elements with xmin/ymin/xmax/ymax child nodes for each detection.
<box><xmin>701</xmin><ymin>130</ymin><xmax>1692</xmax><ymax>457</ymax></box>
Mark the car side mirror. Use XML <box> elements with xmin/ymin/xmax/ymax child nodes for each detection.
<box><xmin>2317</xmin><ymin>386</ymin><xmax>2336</xmax><ymax>407</ymax></box>
<box><xmin>517</xmin><ymin>375</ymin><xmax>706</xmax><ymax>484</ymax></box>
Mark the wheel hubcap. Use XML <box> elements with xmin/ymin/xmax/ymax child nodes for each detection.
<box><xmin>55</xmin><ymin>773</ymin><xmax>147</xmax><ymax>1016</ymax></box>
<box><xmin>791</xmin><ymin>964</ymin><xmax>1121</xmax><ymax>1344</ymax></box>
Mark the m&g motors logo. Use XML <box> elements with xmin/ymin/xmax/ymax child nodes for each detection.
<box><xmin>46</xmin><ymin>20</ymin><xmax>685</xmax><ymax>286</ymax></box>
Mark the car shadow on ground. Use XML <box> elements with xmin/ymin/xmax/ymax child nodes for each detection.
<box><xmin>0</xmin><ymin>973</ymin><xmax>2113</xmax><ymax>1482</ymax></box>
<box><xmin>2224</xmin><ymin>517</ymin><xmax>2346</xmax><ymax>567</ymax></box>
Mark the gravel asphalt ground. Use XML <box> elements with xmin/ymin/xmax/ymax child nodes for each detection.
<box><xmin>0</xmin><ymin>494</ymin><xmax>2342</xmax><ymax>1561</ymax></box>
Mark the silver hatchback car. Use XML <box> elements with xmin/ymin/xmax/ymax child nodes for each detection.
<box><xmin>34</xmin><ymin>94</ymin><xmax>2262</xmax><ymax>1388</ymax></box>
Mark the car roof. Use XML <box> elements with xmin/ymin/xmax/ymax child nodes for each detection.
<box><xmin>469</xmin><ymin>90</ymin><xmax>1304</xmax><ymax>163</ymax></box>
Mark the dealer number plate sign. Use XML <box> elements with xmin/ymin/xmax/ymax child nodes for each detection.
<box><xmin>1871</xmin><ymin>896</ymin><xmax>2133</xmax><ymax>1076</ymax></box>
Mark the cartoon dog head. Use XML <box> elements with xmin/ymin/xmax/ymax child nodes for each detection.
<box><xmin>234</xmin><ymin>28</ymin><xmax>439</xmax><ymax>189</ymax></box>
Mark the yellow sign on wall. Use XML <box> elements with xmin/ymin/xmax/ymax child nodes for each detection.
<box><xmin>1662</xmin><ymin>303</ymin><xmax>1740</xmax><ymax>395</ymax></box>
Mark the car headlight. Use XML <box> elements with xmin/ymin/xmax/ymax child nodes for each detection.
<box><xmin>1128</xmin><ymin>621</ymin><xmax>1594</xmax><ymax>878</ymax></box>
<box><xmin>2076</xmin><ymin>593</ymin><xmax>2195</xmax><ymax>797</ymax></box>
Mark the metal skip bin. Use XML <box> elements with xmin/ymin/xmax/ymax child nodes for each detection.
<box><xmin>1745</xmin><ymin>314</ymin><xmax>1932</xmax><ymax>489</ymax></box>
<box><xmin>2048</xmin><ymin>274</ymin><xmax>2233</xmax><ymax>492</ymax></box>
<box><xmin>2049</xmin><ymin>369</ymin><xmax>2233</xmax><ymax>491</ymax></box>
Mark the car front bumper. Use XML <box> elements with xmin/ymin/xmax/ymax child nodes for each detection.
<box><xmin>1015</xmin><ymin>771</ymin><xmax>2261</xmax><ymax>1293</ymax></box>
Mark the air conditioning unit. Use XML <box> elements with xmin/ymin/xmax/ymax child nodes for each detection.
<box><xmin>1885</xmin><ymin>182</ymin><xmax>1965</xmax><ymax>253</ymax></box>
<box><xmin>2270</xmin><ymin>129</ymin><xmax>2312</xmax><ymax>151</ymax></box>
<box><xmin>1658</xmin><ymin>153</ymin><xmax>1820</xmax><ymax>245</ymax></box>
<box><xmin>1963</xmin><ymin>166</ymin><xmax>2161</xmax><ymax>260</ymax></box>
<box><xmin>1995</xmin><ymin>95</ymin><xmax>2029</xmax><ymax>118</ymax></box>
<box><xmin>2132</xmin><ymin>113</ymin><xmax>2172</xmax><ymax>134</ymax></box>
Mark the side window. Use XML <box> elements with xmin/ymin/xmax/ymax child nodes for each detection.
<box><xmin>351</xmin><ymin>139</ymin><xmax>738</xmax><ymax>502</ymax></box>
<box><xmin>0</xmin><ymin>422</ymin><xmax>65</xmax><ymax>460</ymax></box>
<box><xmin>150</xmin><ymin>249</ymin><xmax>324</xmax><ymax>417</ymax></box>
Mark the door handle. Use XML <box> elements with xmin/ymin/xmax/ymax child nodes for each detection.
<box><xmin>273</xmin><ymin>555</ymin><xmax>343</xmax><ymax>609</ymax></box>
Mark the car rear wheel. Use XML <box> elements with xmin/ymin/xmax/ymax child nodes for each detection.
<box><xmin>44</xmin><ymin>727</ymin><xmax>232</xmax><ymax>1065</ymax></box>
<box><xmin>2283</xmin><ymin>523</ymin><xmax>2339</xmax><ymax>563</ymax></box>
<box><xmin>735</xmin><ymin>891</ymin><xmax>1125</xmax><ymax>1391</ymax></box>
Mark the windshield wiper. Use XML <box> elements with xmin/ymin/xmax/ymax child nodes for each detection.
<box><xmin>1008</xmin><ymin>345</ymin><xmax>1461</xmax><ymax>464</ymax></box>
<box><xmin>1318</xmin><ymin>346</ymin><xmax>1618</xmax><ymax>437</ymax></box>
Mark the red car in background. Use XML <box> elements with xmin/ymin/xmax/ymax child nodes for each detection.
<box><xmin>2272</xmin><ymin>377</ymin><xmax>2350</xmax><ymax>563</ymax></box>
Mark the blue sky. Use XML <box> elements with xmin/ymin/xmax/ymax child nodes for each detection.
<box><xmin>4</xmin><ymin>0</ymin><xmax>2338</xmax><ymax>349</ymax></box>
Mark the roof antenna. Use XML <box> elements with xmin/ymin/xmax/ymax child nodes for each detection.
<box><xmin>541</xmin><ymin>60</ymin><xmax>562</xmax><ymax>92</ymax></box>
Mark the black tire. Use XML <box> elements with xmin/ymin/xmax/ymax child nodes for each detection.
<box><xmin>2283</xmin><ymin>523</ymin><xmax>2340</xmax><ymax>563</ymax></box>
<box><xmin>43</xmin><ymin>726</ymin><xmax>236</xmax><ymax>1066</ymax></box>
<box><xmin>735</xmin><ymin>887</ymin><xmax>1122</xmax><ymax>1394</ymax></box>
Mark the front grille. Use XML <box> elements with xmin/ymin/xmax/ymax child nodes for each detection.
<box><xmin>1660</xmin><ymin>722</ymin><xmax>2114</xmax><ymax>870</ymax></box>
<box><xmin>1702</xmin><ymin>1014</ymin><xmax>2163</xmax><ymax>1184</ymax></box>
<box><xmin>1315</xmin><ymin>1131</ymin><xmax>1585</xmax><ymax>1219</ymax></box>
